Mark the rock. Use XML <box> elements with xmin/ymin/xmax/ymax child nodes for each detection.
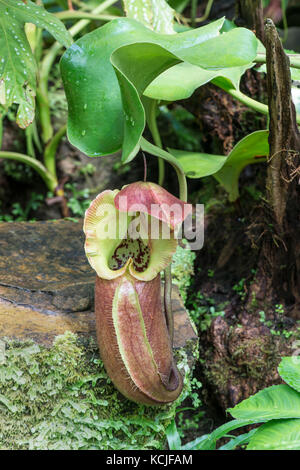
<box><xmin>0</xmin><ymin>287</ymin><xmax>197</xmax><ymax>360</ymax></box>
<box><xmin>0</xmin><ymin>220</ymin><xmax>198</xmax><ymax>363</ymax></box>
<box><xmin>0</xmin><ymin>219</ymin><xmax>94</xmax><ymax>312</ymax></box>
<box><xmin>0</xmin><ymin>299</ymin><xmax>96</xmax><ymax>346</ymax></box>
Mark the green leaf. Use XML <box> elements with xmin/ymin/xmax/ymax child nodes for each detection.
<box><xmin>181</xmin><ymin>419</ymin><xmax>258</xmax><ymax>450</ymax></box>
<box><xmin>61</xmin><ymin>17</ymin><xmax>258</xmax><ymax>161</ymax></box>
<box><xmin>168</xmin><ymin>130</ymin><xmax>268</xmax><ymax>201</ymax></box>
<box><xmin>61</xmin><ymin>17</ymin><xmax>223</xmax><ymax>159</ymax></box>
<box><xmin>112</xmin><ymin>42</ymin><xmax>180</xmax><ymax>163</ymax></box>
<box><xmin>219</xmin><ymin>429</ymin><xmax>257</xmax><ymax>450</ymax></box>
<box><xmin>220</xmin><ymin>18</ymin><xmax>237</xmax><ymax>32</ymax></box>
<box><xmin>247</xmin><ymin>419</ymin><xmax>300</xmax><ymax>450</ymax></box>
<box><xmin>124</xmin><ymin>0</ymin><xmax>175</xmax><ymax>34</ymax></box>
<box><xmin>112</xmin><ymin>27</ymin><xmax>257</xmax><ymax>164</ymax></box>
<box><xmin>145</xmin><ymin>62</ymin><xmax>252</xmax><ymax>101</ymax></box>
<box><xmin>229</xmin><ymin>384</ymin><xmax>300</xmax><ymax>421</ymax></box>
<box><xmin>214</xmin><ymin>130</ymin><xmax>268</xmax><ymax>201</ymax></box>
<box><xmin>165</xmin><ymin>420</ymin><xmax>182</xmax><ymax>450</ymax></box>
<box><xmin>177</xmin><ymin>27</ymin><xmax>257</xmax><ymax>69</ymax></box>
<box><xmin>180</xmin><ymin>434</ymin><xmax>213</xmax><ymax>450</ymax></box>
<box><xmin>278</xmin><ymin>356</ymin><xmax>300</xmax><ymax>393</ymax></box>
<box><xmin>168</xmin><ymin>148</ymin><xmax>226</xmax><ymax>178</ymax></box>
<box><xmin>0</xmin><ymin>0</ymin><xmax>72</xmax><ymax>128</ymax></box>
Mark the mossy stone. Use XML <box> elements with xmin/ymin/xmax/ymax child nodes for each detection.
<box><xmin>0</xmin><ymin>331</ymin><xmax>196</xmax><ymax>450</ymax></box>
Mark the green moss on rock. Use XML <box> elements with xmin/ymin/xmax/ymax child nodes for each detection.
<box><xmin>0</xmin><ymin>331</ymin><xmax>193</xmax><ymax>450</ymax></box>
<box><xmin>164</xmin><ymin>243</ymin><xmax>195</xmax><ymax>303</ymax></box>
<box><xmin>172</xmin><ymin>245</ymin><xmax>195</xmax><ymax>302</ymax></box>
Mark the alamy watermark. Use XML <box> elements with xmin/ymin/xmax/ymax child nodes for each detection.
<box><xmin>95</xmin><ymin>197</ymin><xmax>204</xmax><ymax>250</ymax></box>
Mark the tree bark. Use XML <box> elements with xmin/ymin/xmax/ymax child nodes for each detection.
<box><xmin>252</xmin><ymin>19</ymin><xmax>300</xmax><ymax>311</ymax></box>
<box><xmin>265</xmin><ymin>19</ymin><xmax>300</xmax><ymax>228</ymax></box>
<box><xmin>235</xmin><ymin>0</ymin><xmax>265</xmax><ymax>43</ymax></box>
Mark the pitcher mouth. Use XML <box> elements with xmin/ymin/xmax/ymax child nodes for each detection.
<box><xmin>108</xmin><ymin>235</ymin><xmax>150</xmax><ymax>273</ymax></box>
<box><xmin>83</xmin><ymin>183</ymin><xmax>191</xmax><ymax>281</ymax></box>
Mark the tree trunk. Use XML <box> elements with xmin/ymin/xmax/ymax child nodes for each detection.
<box><xmin>235</xmin><ymin>0</ymin><xmax>265</xmax><ymax>43</ymax></box>
<box><xmin>251</xmin><ymin>19</ymin><xmax>300</xmax><ymax>312</ymax></box>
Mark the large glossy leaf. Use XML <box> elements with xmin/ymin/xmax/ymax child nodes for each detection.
<box><xmin>61</xmin><ymin>18</ymin><xmax>258</xmax><ymax>161</ymax></box>
<box><xmin>0</xmin><ymin>0</ymin><xmax>72</xmax><ymax>128</ymax></box>
<box><xmin>169</xmin><ymin>130</ymin><xmax>268</xmax><ymax>201</ymax></box>
<box><xmin>145</xmin><ymin>62</ymin><xmax>252</xmax><ymax>101</ymax></box>
<box><xmin>214</xmin><ymin>129</ymin><xmax>269</xmax><ymax>201</ymax></box>
<box><xmin>228</xmin><ymin>384</ymin><xmax>300</xmax><ymax>421</ymax></box>
<box><xmin>247</xmin><ymin>419</ymin><xmax>300</xmax><ymax>450</ymax></box>
<box><xmin>124</xmin><ymin>0</ymin><xmax>175</xmax><ymax>34</ymax></box>
<box><xmin>278</xmin><ymin>356</ymin><xmax>300</xmax><ymax>393</ymax></box>
<box><xmin>111</xmin><ymin>42</ymin><xmax>180</xmax><ymax>163</ymax></box>
<box><xmin>61</xmin><ymin>18</ymin><xmax>224</xmax><ymax>159</ymax></box>
<box><xmin>168</xmin><ymin>148</ymin><xmax>226</xmax><ymax>178</ymax></box>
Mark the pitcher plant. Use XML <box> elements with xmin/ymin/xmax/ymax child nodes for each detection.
<box><xmin>84</xmin><ymin>181</ymin><xmax>192</xmax><ymax>405</ymax></box>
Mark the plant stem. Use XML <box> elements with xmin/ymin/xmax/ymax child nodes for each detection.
<box><xmin>195</xmin><ymin>0</ymin><xmax>214</xmax><ymax>23</ymax></box>
<box><xmin>225</xmin><ymin>88</ymin><xmax>268</xmax><ymax>115</ymax></box>
<box><xmin>281</xmin><ymin>0</ymin><xmax>288</xmax><ymax>43</ymax></box>
<box><xmin>25</xmin><ymin>124</ymin><xmax>35</xmax><ymax>158</ymax></box>
<box><xmin>142</xmin><ymin>152</ymin><xmax>147</xmax><ymax>182</ymax></box>
<box><xmin>255</xmin><ymin>52</ymin><xmax>300</xmax><ymax>70</ymax></box>
<box><xmin>219</xmin><ymin>87</ymin><xmax>300</xmax><ymax>126</ymax></box>
<box><xmin>141</xmin><ymin>138</ymin><xmax>188</xmax><ymax>202</ymax></box>
<box><xmin>164</xmin><ymin>265</ymin><xmax>174</xmax><ymax>345</ymax></box>
<box><xmin>55</xmin><ymin>11</ymin><xmax>119</xmax><ymax>22</ymax></box>
<box><xmin>43</xmin><ymin>125</ymin><xmax>67</xmax><ymax>180</ymax></box>
<box><xmin>0</xmin><ymin>151</ymin><xmax>57</xmax><ymax>192</ymax></box>
<box><xmin>38</xmin><ymin>41</ymin><xmax>65</xmax><ymax>143</ymax></box>
<box><xmin>38</xmin><ymin>0</ymin><xmax>119</xmax><ymax>143</ymax></box>
<box><xmin>0</xmin><ymin>115</ymin><xmax>3</xmax><ymax>149</ymax></box>
<box><xmin>32</xmin><ymin>119</ymin><xmax>42</xmax><ymax>153</ymax></box>
<box><xmin>187</xmin><ymin>0</ymin><xmax>214</xmax><ymax>25</ymax></box>
<box><xmin>191</xmin><ymin>0</ymin><xmax>198</xmax><ymax>27</ymax></box>
<box><xmin>147</xmin><ymin>99</ymin><xmax>165</xmax><ymax>186</ymax></box>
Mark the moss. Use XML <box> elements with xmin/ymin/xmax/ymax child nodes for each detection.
<box><xmin>170</xmin><ymin>243</ymin><xmax>196</xmax><ymax>303</ymax></box>
<box><xmin>0</xmin><ymin>331</ymin><xmax>193</xmax><ymax>450</ymax></box>
<box><xmin>203</xmin><ymin>335</ymin><xmax>280</xmax><ymax>393</ymax></box>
